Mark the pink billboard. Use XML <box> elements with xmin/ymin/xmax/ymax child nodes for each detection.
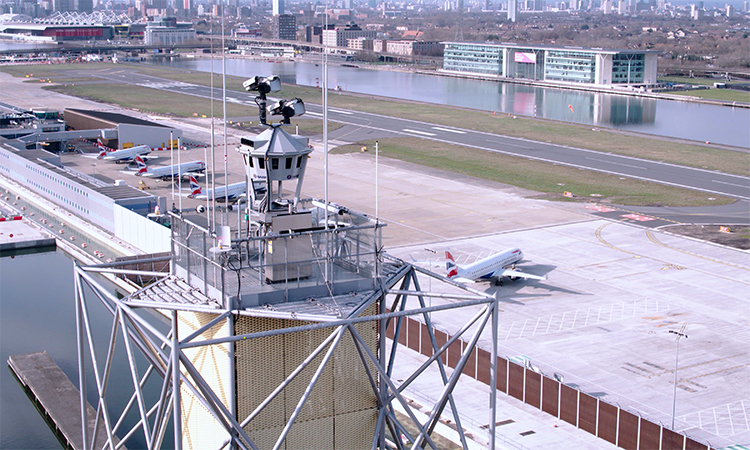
<box><xmin>514</xmin><ymin>52</ymin><xmax>536</xmax><ymax>63</ymax></box>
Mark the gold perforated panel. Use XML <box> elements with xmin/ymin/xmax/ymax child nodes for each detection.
<box><xmin>235</xmin><ymin>317</ymin><xmax>287</xmax><ymax>431</ymax></box>
<box><xmin>235</xmin><ymin>301</ymin><xmax>380</xmax><ymax>449</ymax></box>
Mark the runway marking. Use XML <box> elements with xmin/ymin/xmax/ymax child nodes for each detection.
<box><xmin>712</xmin><ymin>179</ymin><xmax>750</xmax><ymax>189</ymax></box>
<box><xmin>305</xmin><ymin>111</ymin><xmax>323</xmax><ymax>116</ymax></box>
<box><xmin>621</xmin><ymin>213</ymin><xmax>656</xmax><ymax>222</ymax></box>
<box><xmin>501</xmin><ymin>298</ymin><xmax>670</xmax><ymax>341</ymax></box>
<box><xmin>585</xmin><ymin>204</ymin><xmax>617</xmax><ymax>213</ymax></box>
<box><xmin>431</xmin><ymin>127</ymin><xmax>466</xmax><ymax>134</ymax></box>
<box><xmin>595</xmin><ymin>223</ymin><xmax>642</xmax><ymax>258</ymax></box>
<box><xmin>680</xmin><ymin>399</ymin><xmax>750</xmax><ymax>438</ymax></box>
<box><xmin>328</xmin><ymin>109</ymin><xmax>353</xmax><ymax>115</ymax></box>
<box><xmin>585</xmin><ymin>157</ymin><xmax>647</xmax><ymax>170</ymax></box>
<box><xmin>402</xmin><ymin>129</ymin><xmax>436</xmax><ymax>136</ymax></box>
<box><xmin>646</xmin><ymin>230</ymin><xmax>750</xmax><ymax>272</ymax></box>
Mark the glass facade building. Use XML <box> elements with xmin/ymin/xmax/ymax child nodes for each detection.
<box><xmin>611</xmin><ymin>53</ymin><xmax>645</xmax><ymax>84</ymax></box>
<box><xmin>443</xmin><ymin>43</ymin><xmax>503</xmax><ymax>76</ymax></box>
<box><xmin>544</xmin><ymin>50</ymin><xmax>596</xmax><ymax>84</ymax></box>
<box><xmin>441</xmin><ymin>42</ymin><xmax>657</xmax><ymax>87</ymax></box>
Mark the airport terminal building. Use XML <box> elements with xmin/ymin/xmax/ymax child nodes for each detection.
<box><xmin>441</xmin><ymin>42</ymin><xmax>659</xmax><ymax>87</ymax></box>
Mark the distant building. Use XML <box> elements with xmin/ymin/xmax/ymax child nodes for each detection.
<box><xmin>271</xmin><ymin>14</ymin><xmax>295</xmax><ymax>40</ymax></box>
<box><xmin>383</xmin><ymin>40</ymin><xmax>444</xmax><ymax>56</ymax></box>
<box><xmin>508</xmin><ymin>0</ymin><xmax>517</xmax><ymax>21</ymax></box>
<box><xmin>322</xmin><ymin>23</ymin><xmax>375</xmax><ymax>48</ymax></box>
<box><xmin>144</xmin><ymin>17</ymin><xmax>196</xmax><ymax>45</ymax></box>
<box><xmin>347</xmin><ymin>37</ymin><xmax>373</xmax><ymax>51</ymax></box>
<box><xmin>272</xmin><ymin>0</ymin><xmax>284</xmax><ymax>15</ymax></box>
<box><xmin>442</xmin><ymin>42</ymin><xmax>659</xmax><ymax>87</ymax></box>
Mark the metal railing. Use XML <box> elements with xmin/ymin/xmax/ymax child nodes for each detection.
<box><xmin>169</xmin><ymin>206</ymin><xmax>384</xmax><ymax>306</ymax></box>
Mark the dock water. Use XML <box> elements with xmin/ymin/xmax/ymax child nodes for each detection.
<box><xmin>7</xmin><ymin>351</ymin><xmax>122</xmax><ymax>450</ymax></box>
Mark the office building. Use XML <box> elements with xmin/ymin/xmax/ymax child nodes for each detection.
<box><xmin>272</xmin><ymin>14</ymin><xmax>295</xmax><ymax>40</ymax></box>
<box><xmin>442</xmin><ymin>42</ymin><xmax>659</xmax><ymax>86</ymax></box>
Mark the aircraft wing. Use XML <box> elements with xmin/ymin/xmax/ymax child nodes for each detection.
<box><xmin>494</xmin><ymin>268</ymin><xmax>546</xmax><ymax>281</ymax></box>
<box><xmin>451</xmin><ymin>276</ymin><xmax>476</xmax><ymax>284</ymax></box>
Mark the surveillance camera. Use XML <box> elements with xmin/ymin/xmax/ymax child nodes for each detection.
<box><xmin>242</xmin><ymin>76</ymin><xmax>261</xmax><ymax>92</ymax></box>
<box><xmin>196</xmin><ymin>204</ymin><xmax>206</xmax><ymax>214</ymax></box>
<box><xmin>243</xmin><ymin>75</ymin><xmax>281</xmax><ymax>94</ymax></box>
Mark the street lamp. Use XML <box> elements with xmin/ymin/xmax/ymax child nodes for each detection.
<box><xmin>668</xmin><ymin>323</ymin><xmax>688</xmax><ymax>430</ymax></box>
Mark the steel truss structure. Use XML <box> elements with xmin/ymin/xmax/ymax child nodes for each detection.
<box><xmin>73</xmin><ymin>259</ymin><xmax>502</xmax><ymax>450</ymax></box>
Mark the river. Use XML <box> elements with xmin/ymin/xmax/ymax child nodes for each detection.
<box><xmin>146</xmin><ymin>57</ymin><xmax>750</xmax><ymax>149</ymax></box>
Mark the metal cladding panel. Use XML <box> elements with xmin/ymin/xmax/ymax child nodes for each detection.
<box><xmin>617</xmin><ymin>409</ymin><xmax>639</xmax><ymax>450</ymax></box>
<box><xmin>286</xmin><ymin>416</ymin><xmax>334</xmax><ymax>450</ymax></box>
<box><xmin>476</xmin><ymin>348</ymin><xmax>491</xmax><ymax>385</ymax></box>
<box><xmin>334</xmin><ymin>409</ymin><xmax>379</xmax><ymax>449</ymax></box>
<box><xmin>236</xmin><ymin>316</ymin><xmax>287</xmax><ymax>431</ymax></box>
<box><xmin>462</xmin><ymin>346</ymin><xmax>477</xmax><ymax>379</ymax></box>
<box><xmin>420</xmin><ymin>321</ymin><xmax>433</xmax><ymax>357</ymax></box>
<box><xmin>434</xmin><ymin>330</ymin><xmax>448</xmax><ymax>364</ymax></box>
<box><xmin>560</xmin><ymin>384</ymin><xmax>578</xmax><ymax>426</ymax></box>
<box><xmin>597</xmin><ymin>401</ymin><xmax>618</xmax><ymax>445</ymax></box>
<box><xmin>662</xmin><ymin>428</ymin><xmax>685</xmax><ymax>450</ymax></box>
<box><xmin>496</xmin><ymin>357</ymin><xmax>508</xmax><ymax>393</ymax></box>
<box><xmin>447</xmin><ymin>336</ymin><xmax>463</xmax><ymax>369</ymax></box>
<box><xmin>284</xmin><ymin>321</ymin><xmax>334</xmax><ymax>423</ymax></box>
<box><xmin>578</xmin><ymin>393</ymin><xmax>597</xmax><ymax>435</ymax></box>
<box><xmin>178</xmin><ymin>312</ymin><xmax>230</xmax><ymax>449</ymax></box>
<box><xmin>524</xmin><ymin>369</ymin><xmax>541</xmax><ymax>409</ymax></box>
<box><xmin>685</xmin><ymin>437</ymin><xmax>708</xmax><ymax>450</ymax></box>
<box><xmin>236</xmin><ymin>304</ymin><xmax>378</xmax><ymax>446</ymax></box>
<box><xmin>407</xmin><ymin>317</ymin><xmax>420</xmax><ymax>352</ymax></box>
<box><xmin>541</xmin><ymin>377</ymin><xmax>559</xmax><ymax>417</ymax></box>
<box><xmin>247</xmin><ymin>425</ymin><xmax>284</xmax><ymax>450</ymax></box>
<box><xmin>333</xmin><ymin>303</ymin><xmax>378</xmax><ymax>416</ymax></box>
<box><xmin>639</xmin><ymin>418</ymin><xmax>661</xmax><ymax>450</ymax></box>
<box><xmin>508</xmin><ymin>362</ymin><xmax>524</xmax><ymax>401</ymax></box>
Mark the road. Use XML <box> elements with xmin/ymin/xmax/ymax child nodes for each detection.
<box><xmin>84</xmin><ymin>68</ymin><xmax>750</xmax><ymax>202</ymax></box>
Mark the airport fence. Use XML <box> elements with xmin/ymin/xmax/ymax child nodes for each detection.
<box><xmin>386</xmin><ymin>314</ymin><xmax>715</xmax><ymax>450</ymax></box>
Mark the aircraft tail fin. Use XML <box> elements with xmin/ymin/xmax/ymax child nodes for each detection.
<box><xmin>96</xmin><ymin>138</ymin><xmax>113</xmax><ymax>153</ymax></box>
<box><xmin>134</xmin><ymin>156</ymin><xmax>147</xmax><ymax>174</ymax></box>
<box><xmin>445</xmin><ymin>249</ymin><xmax>458</xmax><ymax>278</ymax></box>
<box><xmin>188</xmin><ymin>175</ymin><xmax>202</xmax><ymax>197</ymax></box>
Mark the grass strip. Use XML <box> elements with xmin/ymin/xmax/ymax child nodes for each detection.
<box><xmin>334</xmin><ymin>138</ymin><xmax>735</xmax><ymax>207</ymax></box>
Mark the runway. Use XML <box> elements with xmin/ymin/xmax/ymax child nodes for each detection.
<box><xmin>74</xmin><ymin>67</ymin><xmax>750</xmax><ymax>202</ymax></box>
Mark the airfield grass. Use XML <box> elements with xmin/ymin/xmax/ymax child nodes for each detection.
<box><xmin>1</xmin><ymin>63</ymin><xmax>744</xmax><ymax>206</ymax></box>
<box><xmin>663</xmin><ymin>88</ymin><xmax>750</xmax><ymax>103</ymax></box>
<box><xmin>333</xmin><ymin>138</ymin><xmax>734</xmax><ymax>207</ymax></box>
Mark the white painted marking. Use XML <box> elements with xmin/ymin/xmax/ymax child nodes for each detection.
<box><xmin>586</xmin><ymin>157</ymin><xmax>647</xmax><ymax>170</ymax></box>
<box><xmin>431</xmin><ymin>126</ymin><xmax>466</xmax><ymax>134</ymax></box>
<box><xmin>305</xmin><ymin>111</ymin><xmax>323</xmax><ymax>117</ymax></box>
<box><xmin>712</xmin><ymin>179</ymin><xmax>750</xmax><ymax>189</ymax></box>
<box><xmin>402</xmin><ymin>129</ymin><xmax>436</xmax><ymax>136</ymax></box>
<box><xmin>328</xmin><ymin>109</ymin><xmax>353</xmax><ymax>115</ymax></box>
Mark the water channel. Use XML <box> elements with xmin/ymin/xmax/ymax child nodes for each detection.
<box><xmin>146</xmin><ymin>58</ymin><xmax>750</xmax><ymax>148</ymax></box>
<box><xmin>0</xmin><ymin>248</ymin><xmax>167</xmax><ymax>449</ymax></box>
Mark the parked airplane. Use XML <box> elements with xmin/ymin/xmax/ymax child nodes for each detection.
<box><xmin>188</xmin><ymin>175</ymin><xmax>246</xmax><ymax>202</ymax></box>
<box><xmin>445</xmin><ymin>248</ymin><xmax>546</xmax><ymax>286</ymax></box>
<box><xmin>97</xmin><ymin>139</ymin><xmax>152</xmax><ymax>163</ymax></box>
<box><xmin>135</xmin><ymin>157</ymin><xmax>206</xmax><ymax>180</ymax></box>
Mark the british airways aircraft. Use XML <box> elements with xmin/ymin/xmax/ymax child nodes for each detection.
<box><xmin>187</xmin><ymin>175</ymin><xmax>246</xmax><ymax>202</ymax></box>
<box><xmin>134</xmin><ymin>156</ymin><xmax>206</xmax><ymax>180</ymax></box>
<box><xmin>96</xmin><ymin>139</ymin><xmax>152</xmax><ymax>163</ymax></box>
<box><xmin>446</xmin><ymin>248</ymin><xmax>546</xmax><ymax>286</ymax></box>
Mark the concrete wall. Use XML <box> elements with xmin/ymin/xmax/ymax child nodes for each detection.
<box><xmin>113</xmin><ymin>204</ymin><xmax>170</xmax><ymax>253</ymax></box>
